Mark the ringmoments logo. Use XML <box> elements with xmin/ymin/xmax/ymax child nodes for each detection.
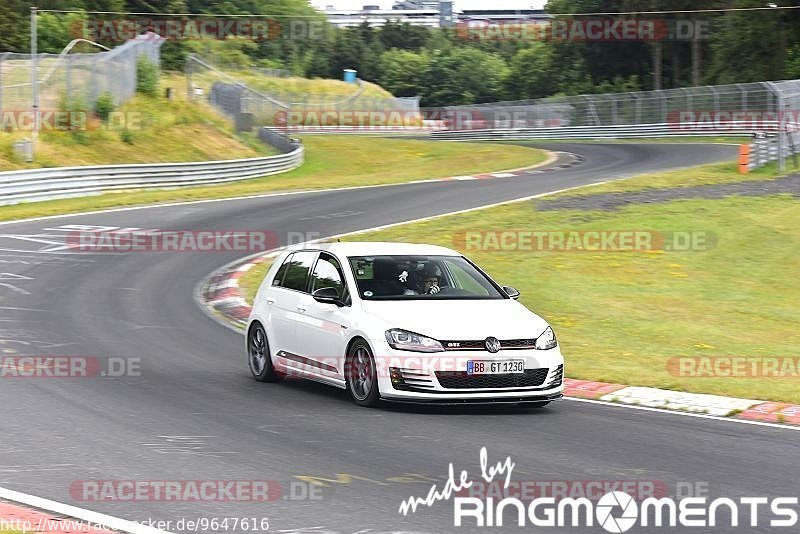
<box><xmin>452</xmin><ymin>492</ymin><xmax>800</xmax><ymax>530</ymax></box>
<box><xmin>398</xmin><ymin>447</ymin><xmax>800</xmax><ymax>531</ymax></box>
<box><xmin>595</xmin><ymin>491</ymin><xmax>638</xmax><ymax>533</ymax></box>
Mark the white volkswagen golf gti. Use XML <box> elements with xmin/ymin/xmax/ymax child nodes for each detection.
<box><xmin>246</xmin><ymin>242</ymin><xmax>564</xmax><ymax>407</ymax></box>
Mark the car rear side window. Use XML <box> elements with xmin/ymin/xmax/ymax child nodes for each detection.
<box><xmin>271</xmin><ymin>253</ymin><xmax>294</xmax><ymax>287</ymax></box>
<box><xmin>280</xmin><ymin>251</ymin><xmax>317</xmax><ymax>293</ymax></box>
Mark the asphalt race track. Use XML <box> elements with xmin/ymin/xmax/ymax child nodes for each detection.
<box><xmin>2</xmin><ymin>142</ymin><xmax>797</xmax><ymax>533</ymax></box>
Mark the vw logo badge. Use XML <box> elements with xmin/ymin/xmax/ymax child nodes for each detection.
<box><xmin>485</xmin><ymin>336</ymin><xmax>501</xmax><ymax>353</ymax></box>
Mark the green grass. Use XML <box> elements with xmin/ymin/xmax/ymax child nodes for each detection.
<box><xmin>0</xmin><ymin>136</ymin><xmax>547</xmax><ymax>222</ymax></box>
<box><xmin>546</xmin><ymin>160</ymin><xmax>782</xmax><ymax>196</ymax></box>
<box><xmin>305</xmin><ymin>162</ymin><xmax>797</xmax><ymax>404</ymax></box>
<box><xmin>216</xmin><ymin>72</ymin><xmax>392</xmax><ymax>100</ymax></box>
<box><xmin>241</xmin><ymin>261</ymin><xmax>273</xmax><ymax>304</ymax></box>
<box><xmin>178</xmin><ymin>70</ymin><xmax>393</xmax><ymax>101</ymax></box>
<box><xmin>0</xmin><ymin>92</ymin><xmax>268</xmax><ymax>171</ymax></box>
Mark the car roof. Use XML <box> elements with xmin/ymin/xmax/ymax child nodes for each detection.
<box><xmin>285</xmin><ymin>241</ymin><xmax>462</xmax><ymax>257</ymax></box>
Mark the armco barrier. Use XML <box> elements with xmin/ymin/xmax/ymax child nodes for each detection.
<box><xmin>430</xmin><ymin>122</ymin><xmax>779</xmax><ymax>141</ymax></box>
<box><xmin>0</xmin><ymin>133</ymin><xmax>302</xmax><ymax>206</ymax></box>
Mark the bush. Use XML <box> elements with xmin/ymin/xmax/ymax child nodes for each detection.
<box><xmin>120</xmin><ymin>129</ymin><xmax>135</xmax><ymax>144</ymax></box>
<box><xmin>136</xmin><ymin>56</ymin><xmax>159</xmax><ymax>96</ymax></box>
<box><xmin>94</xmin><ymin>92</ymin><xmax>115</xmax><ymax>121</ymax></box>
<box><xmin>56</xmin><ymin>93</ymin><xmax>91</xmax><ymax>143</ymax></box>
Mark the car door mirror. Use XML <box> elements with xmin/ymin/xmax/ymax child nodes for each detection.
<box><xmin>312</xmin><ymin>287</ymin><xmax>345</xmax><ymax>307</ymax></box>
<box><xmin>502</xmin><ymin>286</ymin><xmax>520</xmax><ymax>299</ymax></box>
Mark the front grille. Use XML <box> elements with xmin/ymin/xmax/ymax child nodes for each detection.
<box><xmin>500</xmin><ymin>339</ymin><xmax>537</xmax><ymax>349</ymax></box>
<box><xmin>435</xmin><ymin>368</ymin><xmax>550</xmax><ymax>389</ymax></box>
<box><xmin>441</xmin><ymin>340</ymin><xmax>484</xmax><ymax>350</ymax></box>
<box><xmin>441</xmin><ymin>339</ymin><xmax>537</xmax><ymax>351</ymax></box>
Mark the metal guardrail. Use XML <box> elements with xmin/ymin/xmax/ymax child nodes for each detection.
<box><xmin>439</xmin><ymin>79</ymin><xmax>800</xmax><ymax>171</ymax></box>
<box><xmin>0</xmin><ymin>136</ymin><xmax>303</xmax><ymax>206</ymax></box>
<box><xmin>431</xmin><ymin>122</ymin><xmax>778</xmax><ymax>141</ymax></box>
<box><xmin>748</xmin><ymin>129</ymin><xmax>800</xmax><ymax>170</ymax></box>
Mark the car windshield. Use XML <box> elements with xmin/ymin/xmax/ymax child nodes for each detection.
<box><xmin>348</xmin><ymin>255</ymin><xmax>506</xmax><ymax>300</ymax></box>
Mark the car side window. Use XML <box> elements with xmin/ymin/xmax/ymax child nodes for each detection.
<box><xmin>280</xmin><ymin>251</ymin><xmax>317</xmax><ymax>293</ymax></box>
<box><xmin>310</xmin><ymin>254</ymin><xmax>346</xmax><ymax>298</ymax></box>
<box><xmin>271</xmin><ymin>253</ymin><xmax>294</xmax><ymax>287</ymax></box>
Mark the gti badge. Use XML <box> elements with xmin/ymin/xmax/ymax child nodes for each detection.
<box><xmin>485</xmin><ymin>336</ymin><xmax>501</xmax><ymax>353</ymax></box>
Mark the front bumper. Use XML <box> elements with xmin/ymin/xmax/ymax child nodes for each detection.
<box><xmin>374</xmin><ymin>340</ymin><xmax>565</xmax><ymax>402</ymax></box>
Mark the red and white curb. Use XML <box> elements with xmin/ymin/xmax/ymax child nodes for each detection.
<box><xmin>200</xmin><ymin>254</ymin><xmax>800</xmax><ymax>427</ymax></box>
<box><xmin>0</xmin><ymin>486</ymin><xmax>169</xmax><ymax>534</ymax></box>
<box><xmin>565</xmin><ymin>378</ymin><xmax>800</xmax><ymax>425</ymax></box>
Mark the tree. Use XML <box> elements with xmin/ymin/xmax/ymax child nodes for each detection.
<box><xmin>707</xmin><ymin>0</ymin><xmax>785</xmax><ymax>84</ymax></box>
<box><xmin>504</xmin><ymin>43</ymin><xmax>556</xmax><ymax>99</ymax></box>
<box><xmin>422</xmin><ymin>48</ymin><xmax>509</xmax><ymax>106</ymax></box>
<box><xmin>37</xmin><ymin>12</ymin><xmax>87</xmax><ymax>53</ymax></box>
<box><xmin>378</xmin><ymin>48</ymin><xmax>430</xmax><ymax>97</ymax></box>
<box><xmin>545</xmin><ymin>0</ymin><xmax>651</xmax><ymax>91</ymax></box>
<box><xmin>379</xmin><ymin>21</ymin><xmax>430</xmax><ymax>50</ymax></box>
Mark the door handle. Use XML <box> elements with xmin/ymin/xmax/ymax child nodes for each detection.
<box><xmin>265</xmin><ymin>297</ymin><xmax>275</xmax><ymax>305</ymax></box>
<box><xmin>296</xmin><ymin>305</ymin><xmax>308</xmax><ymax>312</ymax></box>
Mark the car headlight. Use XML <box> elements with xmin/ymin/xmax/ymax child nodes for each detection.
<box><xmin>534</xmin><ymin>326</ymin><xmax>557</xmax><ymax>350</ymax></box>
<box><xmin>385</xmin><ymin>329</ymin><xmax>444</xmax><ymax>353</ymax></box>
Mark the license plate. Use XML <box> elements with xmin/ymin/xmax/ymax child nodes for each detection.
<box><xmin>466</xmin><ymin>360</ymin><xmax>525</xmax><ymax>375</ymax></box>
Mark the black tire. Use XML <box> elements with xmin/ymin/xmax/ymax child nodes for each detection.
<box><xmin>345</xmin><ymin>339</ymin><xmax>380</xmax><ymax>407</ymax></box>
<box><xmin>247</xmin><ymin>322</ymin><xmax>283</xmax><ymax>382</ymax></box>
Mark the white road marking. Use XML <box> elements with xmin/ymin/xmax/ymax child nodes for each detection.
<box><xmin>0</xmin><ymin>486</ymin><xmax>171</xmax><ymax>534</ymax></box>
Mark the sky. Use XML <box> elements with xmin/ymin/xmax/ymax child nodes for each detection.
<box><xmin>311</xmin><ymin>0</ymin><xmax>547</xmax><ymax>11</ymax></box>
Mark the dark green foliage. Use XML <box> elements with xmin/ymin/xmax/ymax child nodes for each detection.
<box><xmin>5</xmin><ymin>0</ymin><xmax>799</xmax><ymax>106</ymax></box>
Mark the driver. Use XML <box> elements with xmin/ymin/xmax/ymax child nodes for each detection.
<box><xmin>415</xmin><ymin>264</ymin><xmax>442</xmax><ymax>294</ymax></box>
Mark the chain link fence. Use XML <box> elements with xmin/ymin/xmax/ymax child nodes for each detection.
<box><xmin>770</xmin><ymin>80</ymin><xmax>800</xmax><ymax>170</ymax></box>
<box><xmin>0</xmin><ymin>33</ymin><xmax>164</xmax><ymax>114</ymax></box>
<box><xmin>439</xmin><ymin>80</ymin><xmax>800</xmax><ymax>171</ymax></box>
<box><xmin>186</xmin><ymin>54</ymin><xmax>420</xmax><ymax>129</ymax></box>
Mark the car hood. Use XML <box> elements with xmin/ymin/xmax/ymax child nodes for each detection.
<box><xmin>360</xmin><ymin>299</ymin><xmax>549</xmax><ymax>340</ymax></box>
